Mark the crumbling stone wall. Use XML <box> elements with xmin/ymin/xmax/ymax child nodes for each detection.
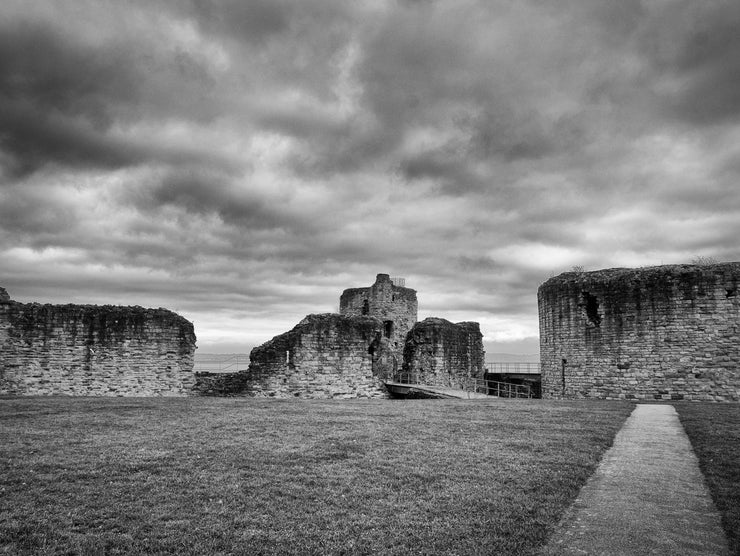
<box><xmin>403</xmin><ymin>318</ymin><xmax>485</xmax><ymax>389</ymax></box>
<box><xmin>199</xmin><ymin>274</ymin><xmax>483</xmax><ymax>399</ymax></box>
<box><xmin>538</xmin><ymin>264</ymin><xmax>740</xmax><ymax>401</ymax></box>
<box><xmin>243</xmin><ymin>313</ymin><xmax>389</xmax><ymax>399</ymax></box>
<box><xmin>339</xmin><ymin>273</ymin><xmax>417</xmax><ymax>365</ymax></box>
<box><xmin>192</xmin><ymin>371</ymin><xmax>251</xmax><ymax>397</ymax></box>
<box><xmin>0</xmin><ymin>289</ymin><xmax>196</xmax><ymax>396</ymax></box>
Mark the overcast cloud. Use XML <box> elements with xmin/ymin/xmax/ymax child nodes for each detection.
<box><xmin>2</xmin><ymin>0</ymin><xmax>740</xmax><ymax>355</ymax></box>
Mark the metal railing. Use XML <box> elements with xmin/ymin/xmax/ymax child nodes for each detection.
<box><xmin>479</xmin><ymin>379</ymin><xmax>532</xmax><ymax>398</ymax></box>
<box><xmin>485</xmin><ymin>362</ymin><xmax>541</xmax><ymax>374</ymax></box>
<box><xmin>386</xmin><ymin>372</ymin><xmax>532</xmax><ymax>399</ymax></box>
<box><xmin>193</xmin><ymin>354</ymin><xmax>250</xmax><ymax>373</ymax></box>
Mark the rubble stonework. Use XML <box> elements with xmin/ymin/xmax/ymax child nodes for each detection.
<box><xmin>339</xmin><ymin>273</ymin><xmax>417</xmax><ymax>366</ymax></box>
<box><xmin>403</xmin><ymin>318</ymin><xmax>485</xmax><ymax>388</ymax></box>
<box><xmin>243</xmin><ymin>314</ymin><xmax>388</xmax><ymax>399</ymax></box>
<box><xmin>538</xmin><ymin>263</ymin><xmax>740</xmax><ymax>401</ymax></box>
<box><xmin>0</xmin><ymin>291</ymin><xmax>196</xmax><ymax>396</ymax></box>
<box><xmin>191</xmin><ymin>370</ymin><xmax>250</xmax><ymax>396</ymax></box>
<box><xmin>200</xmin><ymin>274</ymin><xmax>482</xmax><ymax>399</ymax></box>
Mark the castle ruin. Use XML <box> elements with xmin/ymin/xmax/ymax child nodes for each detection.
<box><xmin>538</xmin><ymin>263</ymin><xmax>740</xmax><ymax>401</ymax></box>
<box><xmin>195</xmin><ymin>274</ymin><xmax>485</xmax><ymax>398</ymax></box>
<box><xmin>0</xmin><ymin>287</ymin><xmax>196</xmax><ymax>396</ymax></box>
<box><xmin>0</xmin><ymin>275</ymin><xmax>485</xmax><ymax>399</ymax></box>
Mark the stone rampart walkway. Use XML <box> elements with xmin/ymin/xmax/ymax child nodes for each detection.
<box><xmin>541</xmin><ymin>404</ymin><xmax>730</xmax><ymax>555</ymax></box>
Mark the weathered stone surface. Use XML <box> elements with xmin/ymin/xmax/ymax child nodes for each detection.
<box><xmin>403</xmin><ymin>317</ymin><xmax>485</xmax><ymax>388</ymax></box>
<box><xmin>194</xmin><ymin>274</ymin><xmax>482</xmax><ymax>400</ymax></box>
<box><xmin>242</xmin><ymin>313</ymin><xmax>389</xmax><ymax>399</ymax></box>
<box><xmin>0</xmin><ymin>287</ymin><xmax>10</xmax><ymax>303</ymax></box>
<box><xmin>192</xmin><ymin>371</ymin><xmax>251</xmax><ymax>396</ymax></box>
<box><xmin>339</xmin><ymin>273</ymin><xmax>417</xmax><ymax>365</ymax></box>
<box><xmin>538</xmin><ymin>263</ymin><xmax>740</xmax><ymax>401</ymax></box>
<box><xmin>0</xmin><ymin>291</ymin><xmax>196</xmax><ymax>396</ymax></box>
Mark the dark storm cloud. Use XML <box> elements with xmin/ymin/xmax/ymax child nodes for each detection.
<box><xmin>0</xmin><ymin>21</ymin><xmax>141</xmax><ymax>176</ymax></box>
<box><xmin>0</xmin><ymin>103</ymin><xmax>149</xmax><ymax>178</ymax></box>
<box><xmin>0</xmin><ymin>12</ymin><xmax>226</xmax><ymax>179</ymax></box>
<box><xmin>189</xmin><ymin>0</ymin><xmax>291</xmax><ymax>43</ymax></box>
<box><xmin>0</xmin><ymin>20</ymin><xmax>138</xmax><ymax>125</ymax></box>
<box><xmin>638</xmin><ymin>2</ymin><xmax>740</xmax><ymax>125</ymax></box>
<box><xmin>0</xmin><ymin>183</ymin><xmax>77</xmax><ymax>238</ymax></box>
<box><xmin>348</xmin><ymin>2</ymin><xmax>628</xmax><ymax>198</ymax></box>
<box><xmin>132</xmin><ymin>167</ymin><xmax>290</xmax><ymax>231</ymax></box>
<box><xmin>400</xmin><ymin>150</ymin><xmax>476</xmax><ymax>187</ymax></box>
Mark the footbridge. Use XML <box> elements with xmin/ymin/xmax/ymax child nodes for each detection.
<box><xmin>383</xmin><ymin>373</ymin><xmax>533</xmax><ymax>400</ymax></box>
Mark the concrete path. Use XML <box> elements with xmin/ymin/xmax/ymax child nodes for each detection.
<box><xmin>541</xmin><ymin>404</ymin><xmax>730</xmax><ymax>556</ymax></box>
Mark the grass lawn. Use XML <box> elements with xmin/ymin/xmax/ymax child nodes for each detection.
<box><xmin>676</xmin><ymin>403</ymin><xmax>740</xmax><ymax>556</ymax></box>
<box><xmin>0</xmin><ymin>397</ymin><xmax>634</xmax><ymax>555</ymax></box>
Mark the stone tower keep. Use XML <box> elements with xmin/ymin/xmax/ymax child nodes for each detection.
<box><xmin>339</xmin><ymin>273</ymin><xmax>418</xmax><ymax>366</ymax></box>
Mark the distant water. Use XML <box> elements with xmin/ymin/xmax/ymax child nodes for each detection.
<box><xmin>486</xmin><ymin>353</ymin><xmax>540</xmax><ymax>363</ymax></box>
<box><xmin>194</xmin><ymin>352</ymin><xmax>539</xmax><ymax>367</ymax></box>
<box><xmin>195</xmin><ymin>353</ymin><xmax>249</xmax><ymax>361</ymax></box>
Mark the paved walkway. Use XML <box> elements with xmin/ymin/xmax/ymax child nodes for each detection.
<box><xmin>541</xmin><ymin>404</ymin><xmax>730</xmax><ymax>556</ymax></box>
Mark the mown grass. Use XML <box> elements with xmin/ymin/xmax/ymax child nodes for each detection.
<box><xmin>676</xmin><ymin>403</ymin><xmax>740</xmax><ymax>556</ymax></box>
<box><xmin>0</xmin><ymin>397</ymin><xmax>633</xmax><ymax>555</ymax></box>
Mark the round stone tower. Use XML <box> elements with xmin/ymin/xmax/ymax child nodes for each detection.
<box><xmin>538</xmin><ymin>263</ymin><xmax>740</xmax><ymax>401</ymax></box>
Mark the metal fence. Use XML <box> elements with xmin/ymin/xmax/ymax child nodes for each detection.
<box><xmin>193</xmin><ymin>354</ymin><xmax>250</xmax><ymax>373</ymax></box>
<box><xmin>485</xmin><ymin>362</ymin><xmax>541</xmax><ymax>375</ymax></box>
<box><xmin>387</xmin><ymin>372</ymin><xmax>532</xmax><ymax>399</ymax></box>
<box><xmin>480</xmin><ymin>380</ymin><xmax>532</xmax><ymax>398</ymax></box>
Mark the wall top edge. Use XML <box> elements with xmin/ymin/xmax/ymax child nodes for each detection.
<box><xmin>539</xmin><ymin>262</ymin><xmax>740</xmax><ymax>291</ymax></box>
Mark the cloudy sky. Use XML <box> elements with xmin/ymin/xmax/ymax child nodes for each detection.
<box><xmin>2</xmin><ymin>0</ymin><xmax>740</xmax><ymax>355</ymax></box>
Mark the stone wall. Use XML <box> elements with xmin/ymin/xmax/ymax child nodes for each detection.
<box><xmin>538</xmin><ymin>264</ymin><xmax>740</xmax><ymax>401</ymax></box>
<box><xmin>339</xmin><ymin>273</ymin><xmax>417</xmax><ymax>365</ymax></box>
<box><xmin>242</xmin><ymin>313</ymin><xmax>389</xmax><ymax>399</ymax></box>
<box><xmin>192</xmin><ymin>371</ymin><xmax>251</xmax><ymax>397</ymax></box>
<box><xmin>0</xmin><ymin>289</ymin><xmax>196</xmax><ymax>396</ymax></box>
<box><xmin>403</xmin><ymin>318</ymin><xmax>485</xmax><ymax>389</ymax></box>
<box><xmin>194</xmin><ymin>274</ymin><xmax>482</xmax><ymax>400</ymax></box>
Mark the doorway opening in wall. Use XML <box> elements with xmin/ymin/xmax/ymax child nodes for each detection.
<box><xmin>384</xmin><ymin>320</ymin><xmax>394</xmax><ymax>338</ymax></box>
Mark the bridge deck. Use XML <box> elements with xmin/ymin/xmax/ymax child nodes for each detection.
<box><xmin>384</xmin><ymin>381</ymin><xmax>492</xmax><ymax>399</ymax></box>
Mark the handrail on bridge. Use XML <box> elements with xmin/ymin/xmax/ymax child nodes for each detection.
<box><xmin>386</xmin><ymin>372</ymin><xmax>532</xmax><ymax>399</ymax></box>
